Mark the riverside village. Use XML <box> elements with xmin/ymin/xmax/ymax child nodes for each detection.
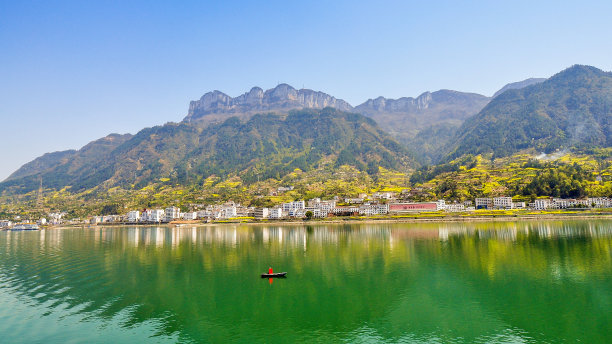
<box><xmin>3</xmin><ymin>190</ymin><xmax>612</xmax><ymax>229</ymax></box>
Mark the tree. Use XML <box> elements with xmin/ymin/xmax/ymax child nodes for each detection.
<box><xmin>305</xmin><ymin>211</ymin><xmax>313</xmax><ymax>220</ymax></box>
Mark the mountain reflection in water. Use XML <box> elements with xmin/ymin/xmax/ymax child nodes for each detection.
<box><xmin>0</xmin><ymin>220</ymin><xmax>611</xmax><ymax>343</ymax></box>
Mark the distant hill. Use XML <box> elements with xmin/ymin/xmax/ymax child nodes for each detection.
<box><xmin>4</xmin><ymin>133</ymin><xmax>132</xmax><ymax>182</ymax></box>
<box><xmin>0</xmin><ymin>109</ymin><xmax>414</xmax><ymax>194</ymax></box>
<box><xmin>448</xmin><ymin>65</ymin><xmax>612</xmax><ymax>159</ymax></box>
<box><xmin>492</xmin><ymin>78</ymin><xmax>546</xmax><ymax>98</ymax></box>
<box><xmin>6</xmin><ymin>150</ymin><xmax>76</xmax><ymax>181</ymax></box>
<box><xmin>354</xmin><ymin>90</ymin><xmax>491</xmax><ymax>163</ymax></box>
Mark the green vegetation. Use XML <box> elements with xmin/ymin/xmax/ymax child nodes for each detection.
<box><xmin>449</xmin><ymin>65</ymin><xmax>612</xmax><ymax>160</ymax></box>
<box><xmin>412</xmin><ymin>150</ymin><xmax>612</xmax><ymax>201</ymax></box>
<box><xmin>0</xmin><ymin>108</ymin><xmax>415</xmax><ymax>198</ymax></box>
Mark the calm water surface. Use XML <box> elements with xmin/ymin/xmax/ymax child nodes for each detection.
<box><xmin>0</xmin><ymin>220</ymin><xmax>611</xmax><ymax>343</ymax></box>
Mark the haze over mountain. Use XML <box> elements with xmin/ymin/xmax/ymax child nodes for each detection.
<box><xmin>448</xmin><ymin>65</ymin><xmax>612</xmax><ymax>159</ymax></box>
<box><xmin>492</xmin><ymin>78</ymin><xmax>546</xmax><ymax>98</ymax></box>
<box><xmin>355</xmin><ymin>90</ymin><xmax>491</xmax><ymax>163</ymax></box>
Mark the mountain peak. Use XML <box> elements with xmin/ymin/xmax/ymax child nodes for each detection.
<box><xmin>493</xmin><ymin>78</ymin><xmax>546</xmax><ymax>98</ymax></box>
<box><xmin>184</xmin><ymin>84</ymin><xmax>352</xmax><ymax>123</ymax></box>
<box><xmin>549</xmin><ymin>64</ymin><xmax>610</xmax><ymax>83</ymax></box>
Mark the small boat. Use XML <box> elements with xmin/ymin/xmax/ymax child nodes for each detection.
<box><xmin>261</xmin><ymin>272</ymin><xmax>287</xmax><ymax>278</ymax></box>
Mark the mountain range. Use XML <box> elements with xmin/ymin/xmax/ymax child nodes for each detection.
<box><xmin>2</xmin><ymin>64</ymin><xmax>611</xmax><ymax>197</ymax></box>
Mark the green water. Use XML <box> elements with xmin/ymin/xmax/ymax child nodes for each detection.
<box><xmin>0</xmin><ymin>221</ymin><xmax>611</xmax><ymax>343</ymax></box>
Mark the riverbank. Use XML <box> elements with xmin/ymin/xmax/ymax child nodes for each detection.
<box><xmin>41</xmin><ymin>210</ymin><xmax>612</xmax><ymax>229</ymax></box>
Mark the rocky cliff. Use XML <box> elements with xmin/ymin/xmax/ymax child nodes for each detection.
<box><xmin>184</xmin><ymin>84</ymin><xmax>353</xmax><ymax>123</ymax></box>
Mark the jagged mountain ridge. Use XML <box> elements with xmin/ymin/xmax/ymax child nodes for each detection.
<box><xmin>184</xmin><ymin>85</ymin><xmax>494</xmax><ymax>164</ymax></box>
<box><xmin>355</xmin><ymin>90</ymin><xmax>491</xmax><ymax>163</ymax></box>
<box><xmin>184</xmin><ymin>83</ymin><xmax>353</xmax><ymax>124</ymax></box>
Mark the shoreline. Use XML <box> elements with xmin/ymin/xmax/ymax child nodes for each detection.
<box><xmin>40</xmin><ymin>212</ymin><xmax>612</xmax><ymax>229</ymax></box>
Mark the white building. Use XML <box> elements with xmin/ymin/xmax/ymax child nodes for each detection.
<box><xmin>475</xmin><ymin>198</ymin><xmax>493</xmax><ymax>209</ymax></box>
<box><xmin>268</xmin><ymin>208</ymin><xmax>283</xmax><ymax>219</ymax></box>
<box><xmin>534</xmin><ymin>199</ymin><xmax>550</xmax><ymax>210</ymax></box>
<box><xmin>148</xmin><ymin>209</ymin><xmax>165</xmax><ymax>222</ymax></box>
<box><xmin>359</xmin><ymin>203</ymin><xmax>389</xmax><ymax>216</ymax></box>
<box><xmin>332</xmin><ymin>206</ymin><xmax>360</xmax><ymax>215</ymax></box>
<box><xmin>589</xmin><ymin>197</ymin><xmax>612</xmax><ymax>208</ymax></box>
<box><xmin>128</xmin><ymin>210</ymin><xmax>141</xmax><ymax>222</ymax></box>
<box><xmin>493</xmin><ymin>197</ymin><xmax>513</xmax><ymax>209</ymax></box>
<box><xmin>165</xmin><ymin>207</ymin><xmax>181</xmax><ymax>222</ymax></box>
<box><xmin>282</xmin><ymin>201</ymin><xmax>305</xmax><ymax>214</ymax></box>
<box><xmin>372</xmin><ymin>192</ymin><xmax>395</xmax><ymax>200</ymax></box>
<box><xmin>307</xmin><ymin>199</ymin><xmax>336</xmax><ymax>217</ymax></box>
<box><xmin>277</xmin><ymin>186</ymin><xmax>294</xmax><ymax>193</ymax></box>
<box><xmin>219</xmin><ymin>206</ymin><xmax>237</xmax><ymax>219</ymax></box>
<box><xmin>0</xmin><ymin>220</ymin><xmax>12</xmax><ymax>228</ymax></box>
<box><xmin>182</xmin><ymin>212</ymin><xmax>197</xmax><ymax>220</ymax></box>
<box><xmin>197</xmin><ymin>210</ymin><xmax>212</xmax><ymax>218</ymax></box>
<box><xmin>445</xmin><ymin>203</ymin><xmax>466</xmax><ymax>212</ymax></box>
<box><xmin>254</xmin><ymin>208</ymin><xmax>269</xmax><ymax>219</ymax></box>
<box><xmin>552</xmin><ymin>199</ymin><xmax>570</xmax><ymax>209</ymax></box>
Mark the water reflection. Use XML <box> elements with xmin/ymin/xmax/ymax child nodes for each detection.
<box><xmin>0</xmin><ymin>220</ymin><xmax>611</xmax><ymax>343</ymax></box>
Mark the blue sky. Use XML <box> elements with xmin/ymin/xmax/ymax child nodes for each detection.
<box><xmin>1</xmin><ymin>0</ymin><xmax>612</xmax><ymax>180</ymax></box>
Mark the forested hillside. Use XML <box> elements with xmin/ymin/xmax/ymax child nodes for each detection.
<box><xmin>0</xmin><ymin>108</ymin><xmax>415</xmax><ymax>196</ymax></box>
<box><xmin>448</xmin><ymin>65</ymin><xmax>612</xmax><ymax>160</ymax></box>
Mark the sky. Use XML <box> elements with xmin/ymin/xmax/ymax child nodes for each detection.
<box><xmin>1</xmin><ymin>0</ymin><xmax>612</xmax><ymax>181</ymax></box>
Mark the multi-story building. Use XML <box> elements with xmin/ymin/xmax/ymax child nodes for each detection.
<box><xmin>148</xmin><ymin>209</ymin><xmax>165</xmax><ymax>222</ymax></box>
<box><xmin>475</xmin><ymin>198</ymin><xmax>493</xmax><ymax>209</ymax></box>
<box><xmin>436</xmin><ymin>200</ymin><xmax>446</xmax><ymax>211</ymax></box>
<box><xmin>282</xmin><ymin>201</ymin><xmax>305</xmax><ymax>215</ymax></box>
<box><xmin>589</xmin><ymin>197</ymin><xmax>612</xmax><ymax>208</ymax></box>
<box><xmin>165</xmin><ymin>207</ymin><xmax>181</xmax><ymax>222</ymax></box>
<box><xmin>307</xmin><ymin>199</ymin><xmax>336</xmax><ymax>217</ymax></box>
<box><xmin>534</xmin><ymin>199</ymin><xmax>550</xmax><ymax>210</ymax></box>
<box><xmin>219</xmin><ymin>206</ymin><xmax>237</xmax><ymax>219</ymax></box>
<box><xmin>182</xmin><ymin>212</ymin><xmax>197</xmax><ymax>220</ymax></box>
<box><xmin>268</xmin><ymin>207</ymin><xmax>283</xmax><ymax>219</ymax></box>
<box><xmin>493</xmin><ymin>197</ymin><xmax>513</xmax><ymax>209</ymax></box>
<box><xmin>359</xmin><ymin>203</ymin><xmax>389</xmax><ymax>216</ymax></box>
<box><xmin>332</xmin><ymin>206</ymin><xmax>360</xmax><ymax>216</ymax></box>
<box><xmin>254</xmin><ymin>207</ymin><xmax>269</xmax><ymax>219</ymax></box>
<box><xmin>552</xmin><ymin>199</ymin><xmax>570</xmax><ymax>209</ymax></box>
<box><xmin>445</xmin><ymin>203</ymin><xmax>465</xmax><ymax>212</ymax></box>
<box><xmin>127</xmin><ymin>210</ymin><xmax>141</xmax><ymax>222</ymax></box>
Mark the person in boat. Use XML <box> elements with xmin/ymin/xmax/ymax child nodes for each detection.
<box><xmin>268</xmin><ymin>266</ymin><xmax>273</xmax><ymax>274</ymax></box>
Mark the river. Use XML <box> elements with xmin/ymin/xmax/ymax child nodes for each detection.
<box><xmin>0</xmin><ymin>220</ymin><xmax>611</xmax><ymax>343</ymax></box>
